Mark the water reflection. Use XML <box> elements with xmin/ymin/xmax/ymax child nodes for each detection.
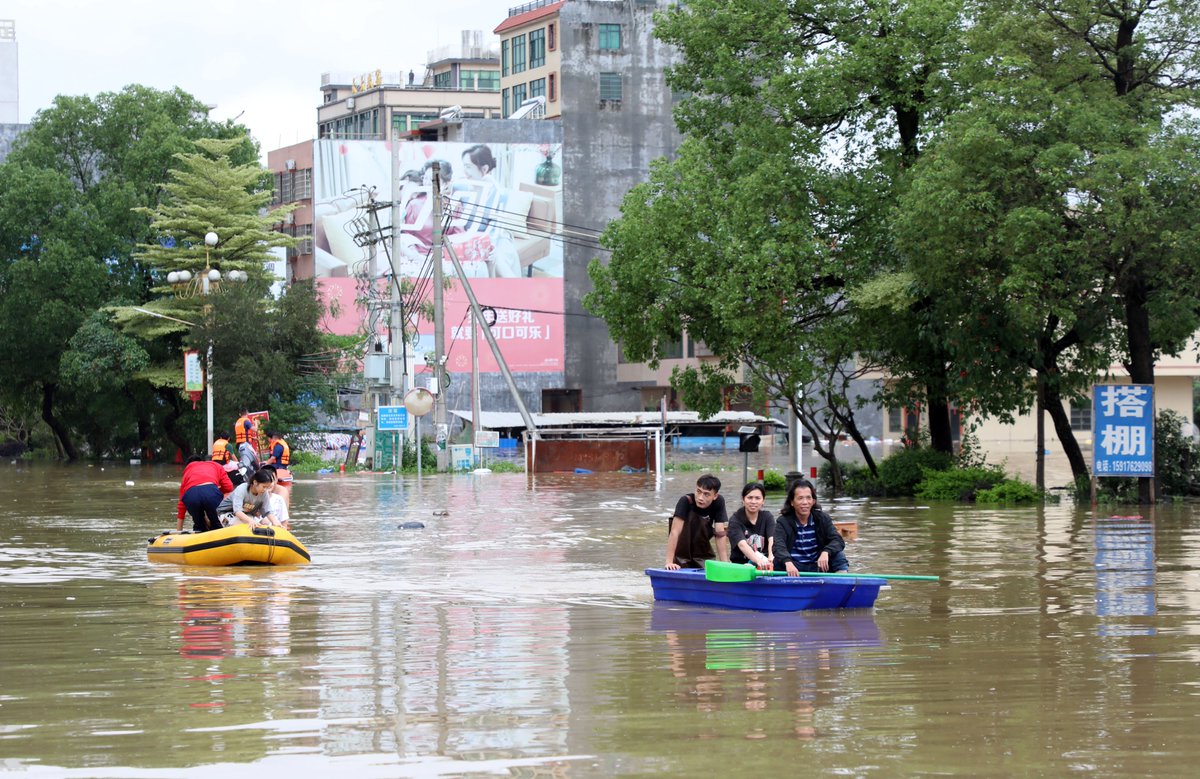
<box><xmin>648</xmin><ymin>604</ymin><xmax>883</xmax><ymax>740</ymax></box>
<box><xmin>1093</xmin><ymin>517</ymin><xmax>1157</xmax><ymax>637</ymax></box>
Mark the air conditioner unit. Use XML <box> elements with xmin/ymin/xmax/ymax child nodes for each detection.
<box><xmin>285</xmin><ymin>159</ymin><xmax>296</xmax><ymax>171</ymax></box>
<box><xmin>346</xmin><ymin>96</ymin><xmax>356</xmax><ymax>110</ymax></box>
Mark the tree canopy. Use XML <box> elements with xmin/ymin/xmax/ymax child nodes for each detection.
<box><xmin>586</xmin><ymin>0</ymin><xmax>1200</xmax><ymax>491</ymax></box>
<box><xmin>0</xmin><ymin>85</ymin><xmax>333</xmax><ymax>460</ymax></box>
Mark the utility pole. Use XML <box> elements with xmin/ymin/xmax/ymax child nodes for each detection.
<box><xmin>389</xmin><ymin>136</ymin><xmax>405</xmax><ymax>408</ymax></box>
<box><xmin>431</xmin><ymin>163</ymin><xmax>448</xmax><ymax>469</ymax></box>
<box><xmin>471</xmin><ymin>308</ymin><xmax>481</xmax><ymax>468</ymax></box>
<box><xmin>442</xmin><ymin>240</ymin><xmax>538</xmax><ymax>439</ymax></box>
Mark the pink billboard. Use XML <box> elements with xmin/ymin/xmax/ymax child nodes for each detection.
<box><xmin>315</xmin><ymin>277</ymin><xmax>563</xmax><ymax>373</ymax></box>
<box><xmin>311</xmin><ymin>140</ymin><xmax>565</xmax><ymax>374</ymax></box>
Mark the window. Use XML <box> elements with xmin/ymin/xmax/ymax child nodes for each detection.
<box><xmin>529</xmin><ymin>28</ymin><xmax>546</xmax><ymax>69</ymax></box>
<box><xmin>297</xmin><ymin>223</ymin><xmax>314</xmax><ymax>256</ymax></box>
<box><xmin>511</xmin><ymin>34</ymin><xmax>527</xmax><ymax>74</ymax></box>
<box><xmin>529</xmin><ymin>78</ymin><xmax>546</xmax><ymax>100</ymax></box>
<box><xmin>462</xmin><ymin>69</ymin><xmax>500</xmax><ymax>91</ymax></box>
<box><xmin>549</xmin><ymin>23</ymin><xmax>556</xmax><ymax>51</ymax></box>
<box><xmin>599</xmin><ymin>72</ymin><xmax>622</xmax><ymax>102</ymax></box>
<box><xmin>1070</xmin><ymin>402</ymin><xmax>1092</xmax><ymax>432</ymax></box>
<box><xmin>599</xmin><ymin>23</ymin><xmax>622</xmax><ymax>51</ymax></box>
<box><xmin>433</xmin><ymin>71</ymin><xmax>452</xmax><ymax>89</ymax></box>
<box><xmin>502</xmin><ymin>40</ymin><xmax>509</xmax><ymax>76</ymax></box>
<box><xmin>549</xmin><ymin>73</ymin><xmax>557</xmax><ymax>102</ymax></box>
<box><xmin>888</xmin><ymin>407</ymin><xmax>903</xmax><ymax>433</ymax></box>
<box><xmin>502</xmin><ymin>88</ymin><xmax>510</xmax><ymax>118</ymax></box>
<box><xmin>294</xmin><ymin>168</ymin><xmax>312</xmax><ymax>200</ymax></box>
<box><xmin>512</xmin><ymin>82</ymin><xmax>527</xmax><ymax>108</ymax></box>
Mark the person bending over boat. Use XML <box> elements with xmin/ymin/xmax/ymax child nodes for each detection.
<box><xmin>216</xmin><ymin>470</ymin><xmax>282</xmax><ymax>528</ymax></box>
<box><xmin>176</xmin><ymin>456</ymin><xmax>236</xmax><ymax>533</ymax></box>
<box><xmin>663</xmin><ymin>474</ymin><xmax>730</xmax><ymax>570</ymax></box>
<box><xmin>237</xmin><ymin>437</ymin><xmax>261</xmax><ymax>483</ymax></box>
<box><xmin>728</xmin><ymin>482</ymin><xmax>775</xmax><ymax>571</ymax></box>
<box><xmin>773</xmin><ymin>479</ymin><xmax>849</xmax><ymax>575</ymax></box>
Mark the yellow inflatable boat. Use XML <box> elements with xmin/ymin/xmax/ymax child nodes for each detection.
<box><xmin>147</xmin><ymin>524</ymin><xmax>311</xmax><ymax>566</ymax></box>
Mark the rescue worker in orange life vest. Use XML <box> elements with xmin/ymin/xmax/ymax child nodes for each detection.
<box><xmin>211</xmin><ymin>432</ymin><xmax>243</xmax><ymax>486</ymax></box>
<box><xmin>234</xmin><ymin>412</ymin><xmax>254</xmax><ymax>444</ymax></box>
<box><xmin>266</xmin><ymin>431</ymin><xmax>293</xmax><ymax>509</ymax></box>
<box><xmin>266</xmin><ymin>432</ymin><xmax>290</xmax><ymax>467</ymax></box>
<box><xmin>210</xmin><ymin>433</ymin><xmax>234</xmax><ymax>463</ymax></box>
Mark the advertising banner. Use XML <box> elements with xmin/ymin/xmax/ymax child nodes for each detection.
<box><xmin>313</xmin><ymin>140</ymin><xmax>563</xmax><ymax>280</ymax></box>
<box><xmin>1092</xmin><ymin>384</ymin><xmax>1155</xmax><ymax>477</ymax></box>
<box><xmin>311</xmin><ymin>140</ymin><xmax>566</xmax><ymax>374</ymax></box>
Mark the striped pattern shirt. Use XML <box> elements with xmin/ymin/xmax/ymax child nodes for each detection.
<box><xmin>789</xmin><ymin>519</ymin><xmax>819</xmax><ymax>565</ymax></box>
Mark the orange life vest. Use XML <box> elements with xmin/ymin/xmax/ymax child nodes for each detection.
<box><xmin>272</xmin><ymin>439</ymin><xmax>290</xmax><ymax>466</ymax></box>
<box><xmin>234</xmin><ymin>415</ymin><xmax>252</xmax><ymax>443</ymax></box>
<box><xmin>210</xmin><ymin>438</ymin><xmax>233</xmax><ymax>463</ymax></box>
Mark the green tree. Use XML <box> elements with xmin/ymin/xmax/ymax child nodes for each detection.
<box><xmin>587</xmin><ymin>0</ymin><xmax>970</xmax><ymax>459</ymax></box>
<box><xmin>894</xmin><ymin>0</ymin><xmax>1200</xmax><ymax>496</ymax></box>
<box><xmin>0</xmin><ymin>85</ymin><xmax>256</xmax><ymax>458</ymax></box>
<box><xmin>116</xmin><ymin>137</ymin><xmax>330</xmax><ymax>455</ymax></box>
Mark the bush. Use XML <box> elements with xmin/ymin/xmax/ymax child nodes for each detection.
<box><xmin>287</xmin><ymin>450</ymin><xmax>327</xmax><ymax>473</ymax></box>
<box><xmin>487</xmin><ymin>460</ymin><xmax>524</xmax><ymax>473</ymax></box>
<box><xmin>976</xmin><ymin>479</ymin><xmax>1042</xmax><ymax>504</ymax></box>
<box><xmin>761</xmin><ymin>469</ymin><xmax>788</xmax><ymax>491</ymax></box>
<box><xmin>818</xmin><ymin>460</ymin><xmax>884</xmax><ymax>497</ymax></box>
<box><xmin>878</xmin><ymin>448</ymin><xmax>954</xmax><ymax>496</ymax></box>
<box><xmin>915</xmin><ymin>466</ymin><xmax>1006</xmax><ymax>501</ymax></box>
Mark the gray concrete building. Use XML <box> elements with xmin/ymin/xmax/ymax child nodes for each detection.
<box><xmin>0</xmin><ymin>20</ymin><xmax>16</xmax><ymax>125</ymax></box>
<box><xmin>559</xmin><ymin>0</ymin><xmax>682</xmax><ymax>411</ymax></box>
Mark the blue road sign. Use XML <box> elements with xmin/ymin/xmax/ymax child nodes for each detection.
<box><xmin>378</xmin><ymin>405</ymin><xmax>409</xmax><ymax>431</ymax></box>
<box><xmin>1092</xmin><ymin>384</ymin><xmax>1154</xmax><ymax>477</ymax></box>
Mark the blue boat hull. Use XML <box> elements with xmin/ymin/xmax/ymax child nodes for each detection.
<box><xmin>645</xmin><ymin>568</ymin><xmax>884</xmax><ymax>611</ymax></box>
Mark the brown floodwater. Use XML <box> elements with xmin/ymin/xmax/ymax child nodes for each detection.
<box><xmin>1</xmin><ymin>460</ymin><xmax>1199</xmax><ymax>777</ymax></box>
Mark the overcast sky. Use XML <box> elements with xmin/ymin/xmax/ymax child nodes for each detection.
<box><xmin>5</xmin><ymin>0</ymin><xmax>510</xmax><ymax>155</ymax></box>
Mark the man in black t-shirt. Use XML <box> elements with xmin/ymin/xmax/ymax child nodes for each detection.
<box><xmin>663</xmin><ymin>473</ymin><xmax>730</xmax><ymax>570</ymax></box>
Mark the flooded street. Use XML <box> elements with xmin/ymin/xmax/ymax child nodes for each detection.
<box><xmin>2</xmin><ymin>461</ymin><xmax>1200</xmax><ymax>777</ymax></box>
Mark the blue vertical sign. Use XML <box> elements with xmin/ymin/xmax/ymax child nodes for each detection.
<box><xmin>1092</xmin><ymin>384</ymin><xmax>1154</xmax><ymax>477</ymax></box>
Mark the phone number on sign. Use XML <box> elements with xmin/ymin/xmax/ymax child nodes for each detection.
<box><xmin>1095</xmin><ymin>460</ymin><xmax>1155</xmax><ymax>474</ymax></box>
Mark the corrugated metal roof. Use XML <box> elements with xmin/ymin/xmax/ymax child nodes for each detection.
<box><xmin>449</xmin><ymin>410</ymin><xmax>778</xmax><ymax>429</ymax></box>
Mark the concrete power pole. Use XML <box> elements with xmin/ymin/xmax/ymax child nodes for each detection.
<box><xmin>389</xmin><ymin>136</ymin><xmax>405</xmax><ymax>409</ymax></box>
<box><xmin>431</xmin><ymin>163</ymin><xmax>448</xmax><ymax>470</ymax></box>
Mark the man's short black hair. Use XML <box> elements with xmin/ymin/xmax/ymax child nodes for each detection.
<box><xmin>696</xmin><ymin>474</ymin><xmax>721</xmax><ymax>493</ymax></box>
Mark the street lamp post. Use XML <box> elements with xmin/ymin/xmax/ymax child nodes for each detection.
<box><xmin>166</xmin><ymin>231</ymin><xmax>246</xmax><ymax>455</ymax></box>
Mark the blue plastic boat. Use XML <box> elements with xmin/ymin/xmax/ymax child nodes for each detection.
<box><xmin>645</xmin><ymin>567</ymin><xmax>885</xmax><ymax>611</ymax></box>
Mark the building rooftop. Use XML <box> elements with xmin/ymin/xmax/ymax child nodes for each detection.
<box><xmin>451</xmin><ymin>410</ymin><xmax>778</xmax><ymax>430</ymax></box>
<box><xmin>494</xmin><ymin>0</ymin><xmax>565</xmax><ymax>34</ymax></box>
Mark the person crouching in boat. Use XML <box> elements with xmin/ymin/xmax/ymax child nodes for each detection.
<box><xmin>773</xmin><ymin>479</ymin><xmax>849</xmax><ymax>575</ymax></box>
<box><xmin>258</xmin><ymin>465</ymin><xmax>291</xmax><ymax>530</ymax></box>
<box><xmin>176</xmin><ymin>455</ymin><xmax>236</xmax><ymax>533</ymax></box>
<box><xmin>216</xmin><ymin>469</ymin><xmax>282</xmax><ymax>528</ymax></box>
<box><xmin>729</xmin><ymin>482</ymin><xmax>776</xmax><ymax>571</ymax></box>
